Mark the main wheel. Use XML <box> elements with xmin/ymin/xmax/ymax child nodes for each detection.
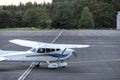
<box><xmin>35</xmin><ymin>64</ymin><xmax>39</xmax><ymax>67</ymax></box>
<box><xmin>58</xmin><ymin>62</ymin><xmax>68</xmax><ymax>68</ymax></box>
<box><xmin>35</xmin><ymin>62</ymin><xmax>40</xmax><ymax>67</ymax></box>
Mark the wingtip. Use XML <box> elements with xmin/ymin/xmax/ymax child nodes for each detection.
<box><xmin>77</xmin><ymin>44</ymin><xmax>90</xmax><ymax>48</ymax></box>
<box><xmin>87</xmin><ymin>45</ymin><xmax>90</xmax><ymax>47</ymax></box>
<box><xmin>9</xmin><ymin>39</ymin><xmax>19</xmax><ymax>42</ymax></box>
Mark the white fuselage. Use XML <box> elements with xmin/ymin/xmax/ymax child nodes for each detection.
<box><xmin>0</xmin><ymin>48</ymin><xmax>73</xmax><ymax>62</ymax></box>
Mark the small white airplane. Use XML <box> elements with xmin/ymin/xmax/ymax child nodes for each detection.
<box><xmin>0</xmin><ymin>39</ymin><xmax>90</xmax><ymax>68</ymax></box>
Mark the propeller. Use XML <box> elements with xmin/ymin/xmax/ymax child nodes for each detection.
<box><xmin>72</xmin><ymin>51</ymin><xmax>78</xmax><ymax>58</ymax></box>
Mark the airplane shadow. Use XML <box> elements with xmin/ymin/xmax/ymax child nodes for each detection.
<box><xmin>0</xmin><ymin>65</ymin><xmax>29</xmax><ymax>72</ymax></box>
<box><xmin>0</xmin><ymin>64</ymin><xmax>83</xmax><ymax>73</ymax></box>
<box><xmin>33</xmin><ymin>65</ymin><xmax>82</xmax><ymax>73</ymax></box>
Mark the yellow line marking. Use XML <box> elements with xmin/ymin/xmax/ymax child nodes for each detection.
<box><xmin>26</xmin><ymin>56</ymin><xmax>52</xmax><ymax>58</ymax></box>
<box><xmin>69</xmin><ymin>59</ymin><xmax>120</xmax><ymax>64</ymax></box>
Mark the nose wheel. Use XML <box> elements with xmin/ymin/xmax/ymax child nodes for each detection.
<box><xmin>58</xmin><ymin>62</ymin><xmax>68</xmax><ymax>68</ymax></box>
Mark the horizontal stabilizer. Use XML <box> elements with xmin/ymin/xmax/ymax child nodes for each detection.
<box><xmin>0</xmin><ymin>57</ymin><xmax>7</xmax><ymax>61</ymax></box>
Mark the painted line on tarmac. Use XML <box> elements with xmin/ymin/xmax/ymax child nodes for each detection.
<box><xmin>18</xmin><ymin>64</ymin><xmax>33</xmax><ymax>80</ymax></box>
<box><xmin>51</xmin><ymin>30</ymin><xmax>63</xmax><ymax>43</ymax></box>
<box><xmin>17</xmin><ymin>31</ymin><xmax>63</xmax><ymax>80</ymax></box>
<box><xmin>69</xmin><ymin>59</ymin><xmax>120</xmax><ymax>64</ymax></box>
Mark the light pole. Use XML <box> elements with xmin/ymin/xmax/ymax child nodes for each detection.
<box><xmin>117</xmin><ymin>11</ymin><xmax>120</xmax><ymax>30</ymax></box>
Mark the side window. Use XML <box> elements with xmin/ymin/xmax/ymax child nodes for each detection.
<box><xmin>37</xmin><ymin>48</ymin><xmax>45</xmax><ymax>53</ymax></box>
<box><xmin>56</xmin><ymin>49</ymin><xmax>60</xmax><ymax>51</ymax></box>
<box><xmin>46</xmin><ymin>48</ymin><xmax>55</xmax><ymax>53</ymax></box>
<box><xmin>51</xmin><ymin>49</ymin><xmax>55</xmax><ymax>52</ymax></box>
<box><xmin>46</xmin><ymin>49</ymin><xmax>51</xmax><ymax>53</ymax></box>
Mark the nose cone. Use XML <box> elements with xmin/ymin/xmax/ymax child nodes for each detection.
<box><xmin>66</xmin><ymin>49</ymin><xmax>77</xmax><ymax>58</ymax></box>
<box><xmin>67</xmin><ymin>49</ymin><xmax>77</xmax><ymax>57</ymax></box>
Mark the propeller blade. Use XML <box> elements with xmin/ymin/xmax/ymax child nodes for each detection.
<box><xmin>72</xmin><ymin>52</ymin><xmax>77</xmax><ymax>58</ymax></box>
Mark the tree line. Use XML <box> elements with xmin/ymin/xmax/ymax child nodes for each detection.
<box><xmin>0</xmin><ymin>0</ymin><xmax>120</xmax><ymax>29</ymax></box>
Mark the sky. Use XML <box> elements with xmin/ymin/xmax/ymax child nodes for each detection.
<box><xmin>0</xmin><ymin>0</ymin><xmax>52</xmax><ymax>5</ymax></box>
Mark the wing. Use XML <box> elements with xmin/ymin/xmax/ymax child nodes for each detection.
<box><xmin>9</xmin><ymin>39</ymin><xmax>44</xmax><ymax>48</ymax></box>
<box><xmin>40</xmin><ymin>44</ymin><xmax>90</xmax><ymax>48</ymax></box>
<box><xmin>9</xmin><ymin>39</ymin><xmax>90</xmax><ymax>48</ymax></box>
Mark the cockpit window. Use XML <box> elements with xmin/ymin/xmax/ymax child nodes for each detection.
<box><xmin>37</xmin><ymin>48</ymin><xmax>45</xmax><ymax>53</ymax></box>
<box><xmin>37</xmin><ymin>48</ymin><xmax>60</xmax><ymax>53</ymax></box>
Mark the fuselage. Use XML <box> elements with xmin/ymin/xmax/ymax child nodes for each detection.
<box><xmin>0</xmin><ymin>48</ymin><xmax>73</xmax><ymax>62</ymax></box>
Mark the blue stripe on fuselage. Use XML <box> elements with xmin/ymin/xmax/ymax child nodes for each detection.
<box><xmin>48</xmin><ymin>54</ymin><xmax>69</xmax><ymax>58</ymax></box>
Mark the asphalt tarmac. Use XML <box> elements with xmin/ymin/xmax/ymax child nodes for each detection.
<box><xmin>0</xmin><ymin>30</ymin><xmax>120</xmax><ymax>80</ymax></box>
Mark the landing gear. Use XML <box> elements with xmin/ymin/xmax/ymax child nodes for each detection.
<box><xmin>47</xmin><ymin>62</ymin><xmax>68</xmax><ymax>69</ymax></box>
<box><xmin>35</xmin><ymin>64</ymin><xmax>39</xmax><ymax>67</ymax></box>
<box><xmin>33</xmin><ymin>61</ymin><xmax>68</xmax><ymax>69</ymax></box>
<box><xmin>58</xmin><ymin>62</ymin><xmax>68</xmax><ymax>68</ymax></box>
<box><xmin>48</xmin><ymin>63</ymin><xmax>58</xmax><ymax>69</ymax></box>
<box><xmin>35</xmin><ymin>62</ymin><xmax>40</xmax><ymax>68</ymax></box>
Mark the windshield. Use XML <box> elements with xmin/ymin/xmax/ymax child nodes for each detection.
<box><xmin>30</xmin><ymin>48</ymin><xmax>36</xmax><ymax>52</ymax></box>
